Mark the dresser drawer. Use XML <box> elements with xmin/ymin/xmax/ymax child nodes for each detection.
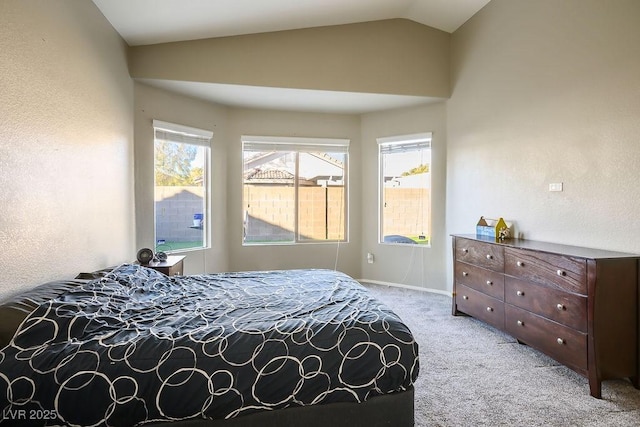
<box><xmin>505</xmin><ymin>305</ymin><xmax>587</xmax><ymax>371</ymax></box>
<box><xmin>452</xmin><ymin>234</ymin><xmax>640</xmax><ymax>398</ymax></box>
<box><xmin>455</xmin><ymin>261</ymin><xmax>504</xmax><ymax>300</ymax></box>
<box><xmin>504</xmin><ymin>248</ymin><xmax>586</xmax><ymax>294</ymax></box>
<box><xmin>455</xmin><ymin>238</ymin><xmax>504</xmax><ymax>272</ymax></box>
<box><xmin>456</xmin><ymin>284</ymin><xmax>505</xmax><ymax>330</ymax></box>
<box><xmin>505</xmin><ymin>277</ymin><xmax>587</xmax><ymax>332</ymax></box>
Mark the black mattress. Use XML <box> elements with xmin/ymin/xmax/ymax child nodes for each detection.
<box><xmin>0</xmin><ymin>265</ymin><xmax>419</xmax><ymax>426</ymax></box>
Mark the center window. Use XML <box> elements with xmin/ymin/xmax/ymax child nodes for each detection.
<box><xmin>242</xmin><ymin>136</ymin><xmax>349</xmax><ymax>245</ymax></box>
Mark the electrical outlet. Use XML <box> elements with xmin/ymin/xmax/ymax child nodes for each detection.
<box><xmin>549</xmin><ymin>183</ymin><xmax>563</xmax><ymax>192</ymax></box>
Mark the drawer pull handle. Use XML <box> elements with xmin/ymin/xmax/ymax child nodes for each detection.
<box><xmin>516</xmin><ymin>290</ymin><xmax>525</xmax><ymax>296</ymax></box>
<box><xmin>462</xmin><ymin>248</ymin><xmax>469</xmax><ymax>253</ymax></box>
<box><xmin>517</xmin><ymin>261</ymin><xmax>524</xmax><ymax>267</ymax></box>
<box><xmin>462</xmin><ymin>271</ymin><xmax>469</xmax><ymax>277</ymax></box>
<box><xmin>486</xmin><ymin>280</ymin><xmax>493</xmax><ymax>286</ymax></box>
<box><xmin>557</xmin><ymin>338</ymin><xmax>565</xmax><ymax>345</ymax></box>
<box><xmin>486</xmin><ymin>254</ymin><xmax>493</xmax><ymax>260</ymax></box>
<box><xmin>517</xmin><ymin>320</ymin><xmax>524</xmax><ymax>326</ymax></box>
<box><xmin>462</xmin><ymin>295</ymin><xmax>469</xmax><ymax>300</ymax></box>
<box><xmin>557</xmin><ymin>269</ymin><xmax>566</xmax><ymax>276</ymax></box>
<box><xmin>486</xmin><ymin>307</ymin><xmax>493</xmax><ymax>312</ymax></box>
<box><xmin>557</xmin><ymin>303</ymin><xmax>565</xmax><ymax>311</ymax></box>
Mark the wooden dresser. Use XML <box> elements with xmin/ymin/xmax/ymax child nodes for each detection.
<box><xmin>452</xmin><ymin>234</ymin><xmax>640</xmax><ymax>398</ymax></box>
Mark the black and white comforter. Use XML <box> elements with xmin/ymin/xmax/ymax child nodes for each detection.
<box><xmin>0</xmin><ymin>265</ymin><xmax>419</xmax><ymax>426</ymax></box>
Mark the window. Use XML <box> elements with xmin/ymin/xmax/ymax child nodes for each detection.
<box><xmin>378</xmin><ymin>133</ymin><xmax>432</xmax><ymax>246</ymax></box>
<box><xmin>153</xmin><ymin>120</ymin><xmax>212</xmax><ymax>252</ymax></box>
<box><xmin>242</xmin><ymin>136</ymin><xmax>349</xmax><ymax>245</ymax></box>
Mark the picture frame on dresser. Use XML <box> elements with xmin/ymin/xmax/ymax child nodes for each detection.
<box><xmin>451</xmin><ymin>234</ymin><xmax>640</xmax><ymax>398</ymax></box>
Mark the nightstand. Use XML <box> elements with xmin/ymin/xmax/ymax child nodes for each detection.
<box><xmin>146</xmin><ymin>255</ymin><xmax>185</xmax><ymax>276</ymax></box>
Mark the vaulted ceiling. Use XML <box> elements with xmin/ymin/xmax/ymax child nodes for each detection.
<box><xmin>93</xmin><ymin>0</ymin><xmax>490</xmax><ymax>46</ymax></box>
<box><xmin>93</xmin><ymin>0</ymin><xmax>491</xmax><ymax>113</ymax></box>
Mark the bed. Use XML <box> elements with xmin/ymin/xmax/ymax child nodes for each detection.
<box><xmin>0</xmin><ymin>265</ymin><xmax>418</xmax><ymax>426</ymax></box>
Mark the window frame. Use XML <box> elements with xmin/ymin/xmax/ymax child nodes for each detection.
<box><xmin>241</xmin><ymin>135</ymin><xmax>349</xmax><ymax>246</ymax></box>
<box><xmin>377</xmin><ymin>132</ymin><xmax>432</xmax><ymax>247</ymax></box>
<box><xmin>153</xmin><ymin>120</ymin><xmax>213</xmax><ymax>253</ymax></box>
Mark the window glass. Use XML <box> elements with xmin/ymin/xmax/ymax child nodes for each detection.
<box><xmin>297</xmin><ymin>151</ymin><xmax>346</xmax><ymax>242</ymax></box>
<box><xmin>379</xmin><ymin>133</ymin><xmax>432</xmax><ymax>246</ymax></box>
<box><xmin>243</xmin><ymin>150</ymin><xmax>296</xmax><ymax>243</ymax></box>
<box><xmin>242</xmin><ymin>137</ymin><xmax>348</xmax><ymax>245</ymax></box>
<box><xmin>154</xmin><ymin>121</ymin><xmax>211</xmax><ymax>252</ymax></box>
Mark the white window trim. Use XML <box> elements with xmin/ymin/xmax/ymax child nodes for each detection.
<box><xmin>242</xmin><ymin>135</ymin><xmax>350</xmax><ymax>154</ymax></box>
<box><xmin>377</xmin><ymin>132</ymin><xmax>431</xmax><ymax>146</ymax></box>
<box><xmin>153</xmin><ymin>120</ymin><xmax>213</xmax><ymax>253</ymax></box>
<box><xmin>153</xmin><ymin>120</ymin><xmax>213</xmax><ymax>140</ymax></box>
<box><xmin>377</xmin><ymin>132</ymin><xmax>432</xmax><ymax>247</ymax></box>
<box><xmin>241</xmin><ymin>135</ymin><xmax>350</xmax><ymax>245</ymax></box>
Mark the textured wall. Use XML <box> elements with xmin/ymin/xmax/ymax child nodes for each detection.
<box><xmin>134</xmin><ymin>83</ymin><xmax>229</xmax><ymax>275</ymax></box>
<box><xmin>129</xmin><ymin>19</ymin><xmax>450</xmax><ymax>98</ymax></box>
<box><xmin>226</xmin><ymin>108</ymin><xmax>362</xmax><ymax>277</ymax></box>
<box><xmin>134</xmin><ymin>84</ymin><xmax>360</xmax><ymax>276</ymax></box>
<box><xmin>446</xmin><ymin>0</ymin><xmax>640</xmax><ymax>289</ymax></box>
<box><xmin>0</xmin><ymin>0</ymin><xmax>134</xmax><ymax>300</ymax></box>
<box><xmin>360</xmin><ymin>103</ymin><xmax>447</xmax><ymax>291</ymax></box>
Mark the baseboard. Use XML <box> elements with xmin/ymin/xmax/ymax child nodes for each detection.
<box><xmin>358</xmin><ymin>279</ymin><xmax>451</xmax><ymax>297</ymax></box>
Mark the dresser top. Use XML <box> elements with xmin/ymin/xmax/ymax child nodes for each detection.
<box><xmin>452</xmin><ymin>234</ymin><xmax>640</xmax><ymax>260</ymax></box>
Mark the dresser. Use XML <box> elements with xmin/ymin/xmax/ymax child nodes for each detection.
<box><xmin>452</xmin><ymin>234</ymin><xmax>640</xmax><ymax>398</ymax></box>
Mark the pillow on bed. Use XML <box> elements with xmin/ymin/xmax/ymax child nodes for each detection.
<box><xmin>0</xmin><ymin>279</ymin><xmax>87</xmax><ymax>348</ymax></box>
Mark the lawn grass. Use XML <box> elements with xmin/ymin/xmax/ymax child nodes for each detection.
<box><xmin>158</xmin><ymin>241</ymin><xmax>203</xmax><ymax>251</ymax></box>
<box><xmin>408</xmin><ymin>235</ymin><xmax>430</xmax><ymax>245</ymax></box>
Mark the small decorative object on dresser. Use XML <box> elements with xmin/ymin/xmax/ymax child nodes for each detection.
<box><xmin>452</xmin><ymin>234</ymin><xmax>640</xmax><ymax>398</ymax></box>
<box><xmin>146</xmin><ymin>255</ymin><xmax>185</xmax><ymax>276</ymax></box>
<box><xmin>476</xmin><ymin>216</ymin><xmax>511</xmax><ymax>241</ymax></box>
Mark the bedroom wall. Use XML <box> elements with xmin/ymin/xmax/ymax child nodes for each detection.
<box><xmin>446</xmin><ymin>0</ymin><xmax>640</xmax><ymax>288</ymax></box>
<box><xmin>129</xmin><ymin>19</ymin><xmax>450</xmax><ymax>98</ymax></box>
<box><xmin>127</xmin><ymin>16</ymin><xmax>451</xmax><ymax>281</ymax></box>
<box><xmin>226</xmin><ymin>108</ymin><xmax>362</xmax><ymax>279</ymax></box>
<box><xmin>134</xmin><ymin>82</ymin><xmax>230</xmax><ymax>274</ymax></box>
<box><xmin>133</xmin><ymin>88</ymin><xmax>363</xmax><ymax>277</ymax></box>
<box><xmin>360</xmin><ymin>103</ymin><xmax>448</xmax><ymax>292</ymax></box>
<box><xmin>0</xmin><ymin>0</ymin><xmax>134</xmax><ymax>300</ymax></box>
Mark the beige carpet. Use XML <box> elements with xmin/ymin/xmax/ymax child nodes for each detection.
<box><xmin>362</xmin><ymin>283</ymin><xmax>640</xmax><ymax>427</ymax></box>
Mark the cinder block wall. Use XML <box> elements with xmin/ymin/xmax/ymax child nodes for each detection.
<box><xmin>243</xmin><ymin>186</ymin><xmax>347</xmax><ymax>242</ymax></box>
<box><xmin>155</xmin><ymin>186</ymin><xmax>204</xmax><ymax>244</ymax></box>
<box><xmin>382</xmin><ymin>188</ymin><xmax>431</xmax><ymax>238</ymax></box>
<box><xmin>243</xmin><ymin>185</ymin><xmax>428</xmax><ymax>242</ymax></box>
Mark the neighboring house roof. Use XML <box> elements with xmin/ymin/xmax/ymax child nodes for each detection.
<box><xmin>245</xmin><ymin>169</ymin><xmax>293</xmax><ymax>181</ymax></box>
<box><xmin>244</xmin><ymin>169</ymin><xmax>316</xmax><ymax>186</ymax></box>
<box><xmin>244</xmin><ymin>151</ymin><xmax>345</xmax><ymax>186</ymax></box>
